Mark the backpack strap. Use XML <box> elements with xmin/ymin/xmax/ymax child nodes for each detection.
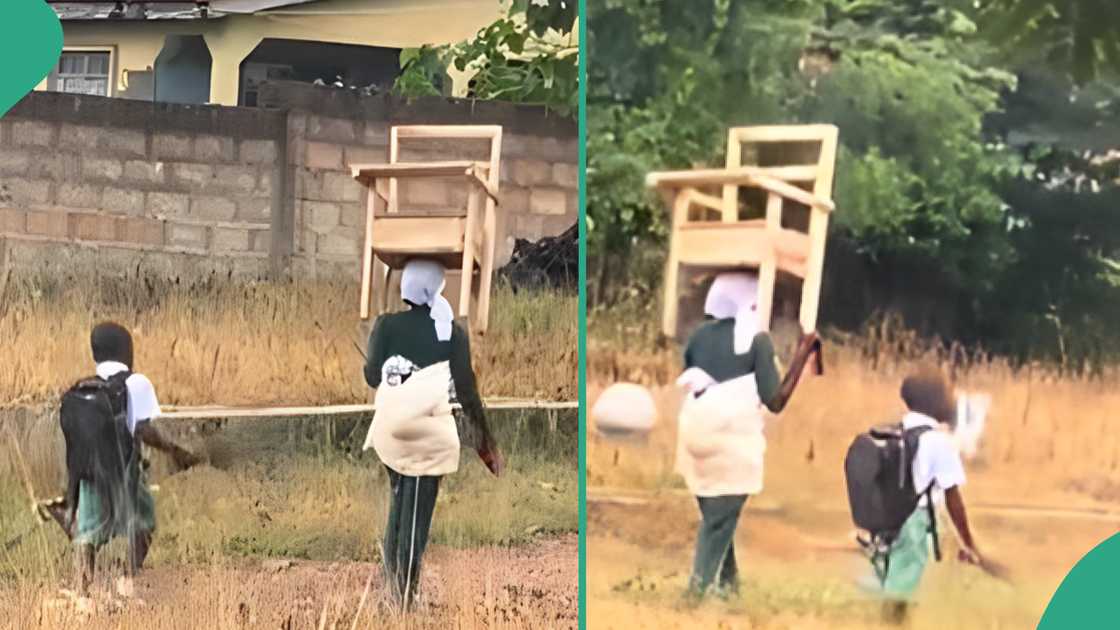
<box><xmin>905</xmin><ymin>424</ymin><xmax>943</xmax><ymax>564</ymax></box>
<box><xmin>903</xmin><ymin>425</ymin><xmax>943</xmax><ymax>563</ymax></box>
<box><xmin>921</xmin><ymin>482</ymin><xmax>941</xmax><ymax>562</ymax></box>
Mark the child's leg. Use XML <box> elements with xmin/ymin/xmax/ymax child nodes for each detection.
<box><xmin>688</xmin><ymin>495</ymin><xmax>747</xmax><ymax>597</ymax></box>
<box><xmin>75</xmin><ymin>544</ymin><xmax>95</xmax><ymax>596</ymax></box>
<box><xmin>882</xmin><ymin>600</ymin><xmax>910</xmax><ymax>625</ymax></box>
<box><xmin>127</xmin><ymin>529</ymin><xmax>151</xmax><ymax>575</ymax></box>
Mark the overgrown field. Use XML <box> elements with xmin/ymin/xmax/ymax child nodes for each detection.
<box><xmin>586</xmin><ymin>310</ymin><xmax>1120</xmax><ymax>629</ymax></box>
<box><xmin>0</xmin><ymin>274</ymin><xmax>578</xmax><ymax>406</ymax></box>
<box><xmin>0</xmin><ymin>407</ymin><xmax>578</xmax><ymax>628</ymax></box>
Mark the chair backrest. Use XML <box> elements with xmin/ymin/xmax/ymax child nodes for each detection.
<box><xmin>387</xmin><ymin>125</ymin><xmax>503</xmax><ymax>213</ymax></box>
<box><xmin>720</xmin><ymin>124</ymin><xmax>839</xmax><ymax>223</ymax></box>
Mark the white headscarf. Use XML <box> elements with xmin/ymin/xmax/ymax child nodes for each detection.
<box><xmin>704</xmin><ymin>272</ymin><xmax>761</xmax><ymax>355</ymax></box>
<box><xmin>401</xmin><ymin>259</ymin><xmax>454</xmax><ymax>342</ymax></box>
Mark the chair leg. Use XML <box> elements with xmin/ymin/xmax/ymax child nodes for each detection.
<box><xmin>471</xmin><ymin>259</ymin><xmax>484</xmax><ymax>333</ymax></box>
<box><xmin>757</xmin><ymin>249</ymin><xmax>777</xmax><ymax>333</ymax></box>
<box><xmin>371</xmin><ymin>259</ymin><xmax>388</xmax><ymax>320</ymax></box>
<box><xmin>662</xmin><ymin>256</ymin><xmax>680</xmax><ymax>340</ymax></box>
<box><xmin>382</xmin><ymin>266</ymin><xmax>395</xmax><ymax>314</ymax></box>
<box><xmin>458</xmin><ymin>258</ymin><xmax>474</xmax><ymax>328</ymax></box>
<box><xmin>662</xmin><ymin>193</ymin><xmax>689</xmax><ymax>339</ymax></box>
<box><xmin>476</xmin><ymin>247</ymin><xmax>495</xmax><ymax>336</ymax></box>
<box><xmin>360</xmin><ymin>246</ymin><xmax>374</xmax><ymax>320</ymax></box>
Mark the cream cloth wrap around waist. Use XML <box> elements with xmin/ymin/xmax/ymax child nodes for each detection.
<box><xmin>675</xmin><ymin>374</ymin><xmax>767</xmax><ymax>497</ymax></box>
<box><xmin>363</xmin><ymin>361</ymin><xmax>461</xmax><ymax>477</ymax></box>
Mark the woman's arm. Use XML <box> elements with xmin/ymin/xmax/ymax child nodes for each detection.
<box><xmin>363</xmin><ymin>316</ymin><xmax>388</xmax><ymax>389</ymax></box>
<box><xmin>758</xmin><ymin>330</ymin><xmax>821</xmax><ymax>413</ymax></box>
<box><xmin>748</xmin><ymin>333</ymin><xmax>782</xmax><ymax>408</ymax></box>
<box><xmin>450</xmin><ymin>326</ymin><xmax>502</xmax><ymax>476</ymax></box>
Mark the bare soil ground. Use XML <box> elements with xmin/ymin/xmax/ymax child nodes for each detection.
<box><xmin>6</xmin><ymin>535</ymin><xmax>576</xmax><ymax>630</ymax></box>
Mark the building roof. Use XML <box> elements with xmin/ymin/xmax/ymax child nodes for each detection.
<box><xmin>49</xmin><ymin>0</ymin><xmax>320</xmax><ymax>21</ymax></box>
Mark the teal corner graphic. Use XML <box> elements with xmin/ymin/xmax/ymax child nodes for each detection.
<box><xmin>1038</xmin><ymin>531</ymin><xmax>1120</xmax><ymax>628</ymax></box>
<box><xmin>0</xmin><ymin>1</ymin><xmax>62</xmax><ymax>117</ymax></box>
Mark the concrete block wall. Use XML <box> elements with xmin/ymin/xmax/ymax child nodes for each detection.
<box><xmin>0</xmin><ymin>92</ymin><xmax>284</xmax><ymax>278</ymax></box>
<box><xmin>0</xmin><ymin>85</ymin><xmax>577</xmax><ymax>282</ymax></box>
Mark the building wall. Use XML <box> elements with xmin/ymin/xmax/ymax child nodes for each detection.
<box><xmin>0</xmin><ymin>84</ymin><xmax>577</xmax><ymax>282</ymax></box>
<box><xmin>38</xmin><ymin>0</ymin><xmax>504</xmax><ymax>105</ymax></box>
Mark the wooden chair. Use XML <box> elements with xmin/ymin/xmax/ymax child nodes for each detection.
<box><xmin>647</xmin><ymin>124</ymin><xmax>839</xmax><ymax>339</ymax></box>
<box><xmin>350</xmin><ymin>125</ymin><xmax>502</xmax><ymax>334</ymax></box>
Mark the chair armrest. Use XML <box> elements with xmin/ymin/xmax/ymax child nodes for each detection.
<box><xmin>646</xmin><ymin>166</ymin><xmax>835</xmax><ymax>212</ymax></box>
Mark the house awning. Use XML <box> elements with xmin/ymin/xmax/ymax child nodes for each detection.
<box><xmin>48</xmin><ymin>0</ymin><xmax>320</xmax><ymax>20</ymax></box>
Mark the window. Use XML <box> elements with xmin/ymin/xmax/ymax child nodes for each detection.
<box><xmin>52</xmin><ymin>51</ymin><xmax>112</xmax><ymax>97</ymax></box>
<box><xmin>241</xmin><ymin>62</ymin><xmax>293</xmax><ymax>107</ymax></box>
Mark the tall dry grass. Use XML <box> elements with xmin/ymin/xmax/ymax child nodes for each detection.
<box><xmin>586</xmin><ymin>308</ymin><xmax>1120</xmax><ymax>629</ymax></box>
<box><xmin>588</xmin><ymin>334</ymin><xmax>1120</xmax><ymax>508</ymax></box>
<box><xmin>0</xmin><ymin>274</ymin><xmax>577</xmax><ymax>406</ymax></box>
<box><xmin>0</xmin><ymin>405</ymin><xmax>578</xmax><ymax>629</ymax></box>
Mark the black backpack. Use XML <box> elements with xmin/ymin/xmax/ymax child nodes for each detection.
<box><xmin>59</xmin><ymin>371</ymin><xmax>136</xmax><ymax>532</ymax></box>
<box><xmin>844</xmin><ymin>422</ymin><xmax>941</xmax><ymax>582</ymax></box>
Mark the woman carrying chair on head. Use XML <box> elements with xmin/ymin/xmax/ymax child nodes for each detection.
<box><xmin>675</xmin><ymin>271</ymin><xmax>822</xmax><ymax>601</ymax></box>
<box><xmin>362</xmin><ymin>258</ymin><xmax>504</xmax><ymax>611</ymax></box>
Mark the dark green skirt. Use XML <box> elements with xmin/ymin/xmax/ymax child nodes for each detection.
<box><xmin>73</xmin><ymin>463</ymin><xmax>155</xmax><ymax>548</ymax></box>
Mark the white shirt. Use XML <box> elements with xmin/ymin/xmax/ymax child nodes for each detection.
<box><xmin>95</xmin><ymin>361</ymin><xmax>162</xmax><ymax>436</ymax></box>
<box><xmin>903</xmin><ymin>411</ymin><xmax>966</xmax><ymax>504</ymax></box>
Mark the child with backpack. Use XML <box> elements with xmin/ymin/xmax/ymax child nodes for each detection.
<box><xmin>845</xmin><ymin>367</ymin><xmax>1006</xmax><ymax>620</ymax></box>
<box><xmin>675</xmin><ymin>272</ymin><xmax>822</xmax><ymax>600</ymax></box>
<box><xmin>59</xmin><ymin>322</ymin><xmax>200</xmax><ymax>595</ymax></box>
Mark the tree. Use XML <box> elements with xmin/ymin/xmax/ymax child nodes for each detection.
<box><xmin>394</xmin><ymin>0</ymin><xmax>579</xmax><ymax>115</ymax></box>
<box><xmin>971</xmin><ymin>0</ymin><xmax>1120</xmax><ymax>84</ymax></box>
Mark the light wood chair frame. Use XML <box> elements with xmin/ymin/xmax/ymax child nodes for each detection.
<box><xmin>647</xmin><ymin>124</ymin><xmax>839</xmax><ymax>338</ymax></box>
<box><xmin>350</xmin><ymin>124</ymin><xmax>502</xmax><ymax>334</ymax></box>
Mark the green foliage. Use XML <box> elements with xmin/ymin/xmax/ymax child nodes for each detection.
<box><xmin>392</xmin><ymin>45</ymin><xmax>448</xmax><ymax>97</ymax></box>
<box><xmin>393</xmin><ymin>1</ymin><xmax>578</xmax><ymax>115</ymax></box>
<box><xmin>588</xmin><ymin>0</ymin><xmax>1120</xmax><ymax>368</ymax></box>
<box><xmin>971</xmin><ymin>0</ymin><xmax>1120</xmax><ymax>83</ymax></box>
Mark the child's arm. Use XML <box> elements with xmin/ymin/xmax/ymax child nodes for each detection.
<box><xmin>135</xmin><ymin>421</ymin><xmax>201</xmax><ymax>469</ymax></box>
<box><xmin>945</xmin><ymin>485</ymin><xmax>1010</xmax><ymax>579</ymax></box>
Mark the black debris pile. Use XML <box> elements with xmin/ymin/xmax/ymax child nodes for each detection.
<box><xmin>499</xmin><ymin>224</ymin><xmax>578</xmax><ymax>292</ymax></box>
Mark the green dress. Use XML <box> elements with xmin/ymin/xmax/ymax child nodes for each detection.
<box><xmin>74</xmin><ymin>455</ymin><xmax>155</xmax><ymax>548</ymax></box>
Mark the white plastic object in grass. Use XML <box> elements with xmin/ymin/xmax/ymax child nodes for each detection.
<box><xmin>592</xmin><ymin>383</ymin><xmax>658</xmax><ymax>438</ymax></box>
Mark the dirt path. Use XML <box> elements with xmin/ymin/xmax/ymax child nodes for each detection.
<box><xmin>587</xmin><ymin>493</ymin><xmax>1114</xmax><ymax>629</ymax></box>
<box><xmin>15</xmin><ymin>536</ymin><xmax>577</xmax><ymax>630</ymax></box>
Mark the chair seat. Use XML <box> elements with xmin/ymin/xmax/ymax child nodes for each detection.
<box><xmin>676</xmin><ymin>221</ymin><xmax>810</xmax><ymax>278</ymax></box>
<box><xmin>369</xmin><ymin>215</ymin><xmax>476</xmax><ymax>270</ymax></box>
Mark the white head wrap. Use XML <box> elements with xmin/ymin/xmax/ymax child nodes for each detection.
<box><xmin>704</xmin><ymin>272</ymin><xmax>761</xmax><ymax>355</ymax></box>
<box><xmin>401</xmin><ymin>259</ymin><xmax>454</xmax><ymax>342</ymax></box>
